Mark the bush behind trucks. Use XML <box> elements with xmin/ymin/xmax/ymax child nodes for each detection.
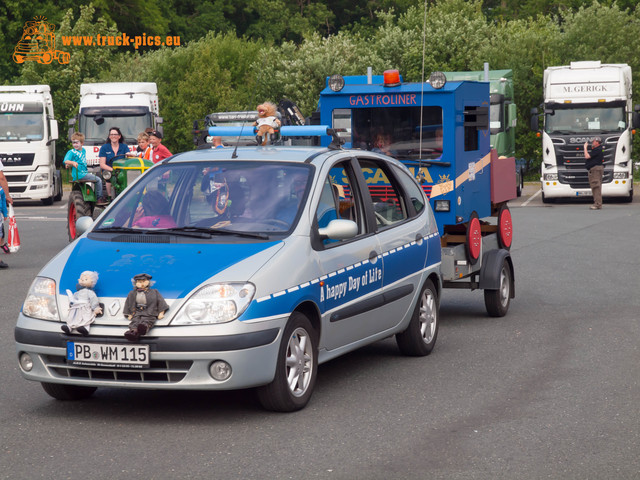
<box><xmin>531</xmin><ymin>61</ymin><xmax>639</xmax><ymax>203</ymax></box>
<box><xmin>68</xmin><ymin>82</ymin><xmax>163</xmax><ymax>166</ymax></box>
<box><xmin>316</xmin><ymin>70</ymin><xmax>516</xmax><ymax>316</ymax></box>
<box><xmin>0</xmin><ymin>85</ymin><xmax>62</xmax><ymax>205</ymax></box>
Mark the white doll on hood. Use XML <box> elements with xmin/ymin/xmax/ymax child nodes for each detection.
<box><xmin>62</xmin><ymin>271</ymin><xmax>102</xmax><ymax>336</ymax></box>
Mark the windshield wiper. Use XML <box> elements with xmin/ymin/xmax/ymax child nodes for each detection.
<box><xmin>160</xmin><ymin>226</ymin><xmax>270</xmax><ymax>240</ymax></box>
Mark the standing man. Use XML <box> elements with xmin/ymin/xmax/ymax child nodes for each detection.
<box><xmin>583</xmin><ymin>137</ymin><xmax>604</xmax><ymax>210</ymax></box>
<box><xmin>0</xmin><ymin>159</ymin><xmax>13</xmax><ymax>269</ymax></box>
<box><xmin>149</xmin><ymin>130</ymin><xmax>172</xmax><ymax>164</ymax></box>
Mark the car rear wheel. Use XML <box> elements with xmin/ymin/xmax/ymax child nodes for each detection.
<box><xmin>41</xmin><ymin>382</ymin><xmax>97</xmax><ymax>400</ymax></box>
<box><xmin>257</xmin><ymin>312</ymin><xmax>318</xmax><ymax>412</ymax></box>
<box><xmin>396</xmin><ymin>278</ymin><xmax>439</xmax><ymax>356</ymax></box>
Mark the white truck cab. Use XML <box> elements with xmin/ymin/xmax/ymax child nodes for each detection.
<box><xmin>534</xmin><ymin>61</ymin><xmax>636</xmax><ymax>203</ymax></box>
<box><xmin>68</xmin><ymin>83</ymin><xmax>163</xmax><ymax>165</ymax></box>
<box><xmin>0</xmin><ymin>85</ymin><xmax>61</xmax><ymax>204</ymax></box>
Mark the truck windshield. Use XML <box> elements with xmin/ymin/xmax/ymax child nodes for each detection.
<box><xmin>350</xmin><ymin>106</ymin><xmax>443</xmax><ymax>160</ymax></box>
<box><xmin>95</xmin><ymin>161</ymin><xmax>312</xmax><ymax>236</ymax></box>
<box><xmin>0</xmin><ymin>112</ymin><xmax>44</xmax><ymax>141</ymax></box>
<box><xmin>79</xmin><ymin>112</ymin><xmax>152</xmax><ymax>144</ymax></box>
<box><xmin>545</xmin><ymin>105</ymin><xmax>626</xmax><ymax>134</ymax></box>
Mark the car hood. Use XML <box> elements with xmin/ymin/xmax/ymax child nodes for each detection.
<box><xmin>57</xmin><ymin>237</ymin><xmax>283</xmax><ymax>299</ymax></box>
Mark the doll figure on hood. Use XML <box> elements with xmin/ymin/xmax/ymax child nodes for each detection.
<box><xmin>253</xmin><ymin>102</ymin><xmax>281</xmax><ymax>146</ymax></box>
<box><xmin>123</xmin><ymin>273</ymin><xmax>169</xmax><ymax>341</ymax></box>
<box><xmin>62</xmin><ymin>271</ymin><xmax>102</xmax><ymax>336</ymax></box>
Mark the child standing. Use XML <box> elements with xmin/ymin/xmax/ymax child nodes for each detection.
<box><xmin>64</xmin><ymin>133</ymin><xmax>107</xmax><ymax>204</ymax></box>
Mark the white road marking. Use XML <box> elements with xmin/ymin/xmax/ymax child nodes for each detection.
<box><xmin>522</xmin><ymin>188</ymin><xmax>542</xmax><ymax>207</ymax></box>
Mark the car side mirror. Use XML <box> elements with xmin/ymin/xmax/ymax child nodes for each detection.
<box><xmin>318</xmin><ymin>219</ymin><xmax>358</xmax><ymax>240</ymax></box>
<box><xmin>75</xmin><ymin>216</ymin><xmax>94</xmax><ymax>238</ymax></box>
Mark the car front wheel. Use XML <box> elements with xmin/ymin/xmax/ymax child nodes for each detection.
<box><xmin>257</xmin><ymin>312</ymin><xmax>318</xmax><ymax>412</ymax></box>
<box><xmin>41</xmin><ymin>382</ymin><xmax>97</xmax><ymax>400</ymax></box>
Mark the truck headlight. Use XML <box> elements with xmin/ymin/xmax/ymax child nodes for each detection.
<box><xmin>172</xmin><ymin>283</ymin><xmax>255</xmax><ymax>325</ymax></box>
<box><xmin>543</xmin><ymin>173</ymin><xmax>558</xmax><ymax>181</ymax></box>
<box><xmin>33</xmin><ymin>173</ymin><xmax>49</xmax><ymax>182</ymax></box>
<box><xmin>22</xmin><ymin>277</ymin><xmax>59</xmax><ymax>321</ymax></box>
<box><xmin>613</xmin><ymin>172</ymin><xmax>628</xmax><ymax>179</ymax></box>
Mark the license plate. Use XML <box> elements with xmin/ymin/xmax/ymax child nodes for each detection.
<box><xmin>576</xmin><ymin>191</ymin><xmax>591</xmax><ymax>196</ymax></box>
<box><xmin>67</xmin><ymin>342</ymin><xmax>150</xmax><ymax>369</ymax></box>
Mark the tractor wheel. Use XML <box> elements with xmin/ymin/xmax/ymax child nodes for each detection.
<box><xmin>67</xmin><ymin>190</ymin><xmax>91</xmax><ymax>242</ymax></box>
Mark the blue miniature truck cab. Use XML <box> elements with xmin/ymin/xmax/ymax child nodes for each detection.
<box><xmin>316</xmin><ymin>70</ymin><xmax>516</xmax><ymax>316</ymax></box>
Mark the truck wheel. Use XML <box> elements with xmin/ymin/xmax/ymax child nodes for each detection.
<box><xmin>54</xmin><ymin>172</ymin><xmax>63</xmax><ymax>202</ymax></box>
<box><xmin>466</xmin><ymin>211</ymin><xmax>482</xmax><ymax>265</ymax></box>
<box><xmin>41</xmin><ymin>195</ymin><xmax>54</xmax><ymax>206</ymax></box>
<box><xmin>257</xmin><ymin>312</ymin><xmax>318</xmax><ymax>412</ymax></box>
<box><xmin>484</xmin><ymin>258</ymin><xmax>512</xmax><ymax>317</ymax></box>
<box><xmin>41</xmin><ymin>382</ymin><xmax>96</xmax><ymax>400</ymax></box>
<box><xmin>396</xmin><ymin>278</ymin><xmax>439</xmax><ymax>356</ymax></box>
<box><xmin>497</xmin><ymin>205</ymin><xmax>513</xmax><ymax>250</ymax></box>
<box><xmin>67</xmin><ymin>190</ymin><xmax>90</xmax><ymax>241</ymax></box>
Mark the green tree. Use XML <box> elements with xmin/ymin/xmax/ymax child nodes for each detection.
<box><xmin>256</xmin><ymin>32</ymin><xmax>386</xmax><ymax>116</ymax></box>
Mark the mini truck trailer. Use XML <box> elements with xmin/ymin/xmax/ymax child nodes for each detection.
<box><xmin>315</xmin><ymin>69</ymin><xmax>516</xmax><ymax>316</ymax></box>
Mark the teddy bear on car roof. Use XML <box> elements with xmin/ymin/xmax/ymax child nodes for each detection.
<box><xmin>253</xmin><ymin>101</ymin><xmax>281</xmax><ymax>146</ymax></box>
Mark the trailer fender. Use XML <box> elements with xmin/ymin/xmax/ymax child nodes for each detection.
<box><xmin>479</xmin><ymin>248</ymin><xmax>515</xmax><ymax>297</ymax></box>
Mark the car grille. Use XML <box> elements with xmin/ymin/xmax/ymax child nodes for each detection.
<box><xmin>43</xmin><ymin>354</ymin><xmax>192</xmax><ymax>383</ymax></box>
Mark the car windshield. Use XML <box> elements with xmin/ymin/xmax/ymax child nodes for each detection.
<box><xmin>94</xmin><ymin>161</ymin><xmax>312</xmax><ymax>236</ymax></box>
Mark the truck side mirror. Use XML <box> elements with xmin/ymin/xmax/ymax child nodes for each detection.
<box><xmin>530</xmin><ymin>108</ymin><xmax>539</xmax><ymax>132</ymax></box>
<box><xmin>67</xmin><ymin>117</ymin><xmax>76</xmax><ymax>141</ymax></box>
<box><xmin>507</xmin><ymin>104</ymin><xmax>517</xmax><ymax>129</ymax></box>
<box><xmin>49</xmin><ymin>120</ymin><xmax>59</xmax><ymax>142</ymax></box>
<box><xmin>633</xmin><ymin>112</ymin><xmax>640</xmax><ymax>128</ymax></box>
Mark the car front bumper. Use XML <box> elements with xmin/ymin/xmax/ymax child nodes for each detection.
<box><xmin>15</xmin><ymin>313</ymin><xmax>286</xmax><ymax>391</ymax></box>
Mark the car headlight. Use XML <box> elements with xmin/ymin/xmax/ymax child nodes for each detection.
<box><xmin>543</xmin><ymin>173</ymin><xmax>558</xmax><ymax>181</ymax></box>
<box><xmin>171</xmin><ymin>283</ymin><xmax>256</xmax><ymax>325</ymax></box>
<box><xmin>22</xmin><ymin>277</ymin><xmax>59</xmax><ymax>321</ymax></box>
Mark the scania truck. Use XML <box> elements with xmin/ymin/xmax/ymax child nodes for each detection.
<box><xmin>0</xmin><ymin>85</ymin><xmax>62</xmax><ymax>204</ymax></box>
<box><xmin>68</xmin><ymin>83</ymin><xmax>163</xmax><ymax>165</ymax></box>
<box><xmin>531</xmin><ymin>61</ymin><xmax>637</xmax><ymax>203</ymax></box>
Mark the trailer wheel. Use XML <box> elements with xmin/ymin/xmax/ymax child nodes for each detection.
<box><xmin>484</xmin><ymin>258</ymin><xmax>512</xmax><ymax>317</ymax></box>
<box><xmin>497</xmin><ymin>205</ymin><xmax>513</xmax><ymax>250</ymax></box>
<box><xmin>67</xmin><ymin>190</ymin><xmax>91</xmax><ymax>242</ymax></box>
<box><xmin>396</xmin><ymin>278</ymin><xmax>439</xmax><ymax>356</ymax></box>
<box><xmin>466</xmin><ymin>211</ymin><xmax>482</xmax><ymax>265</ymax></box>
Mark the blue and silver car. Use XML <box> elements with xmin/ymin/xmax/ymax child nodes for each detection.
<box><xmin>15</xmin><ymin>137</ymin><xmax>442</xmax><ymax>411</ymax></box>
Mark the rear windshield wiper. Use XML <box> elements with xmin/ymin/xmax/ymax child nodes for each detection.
<box><xmin>160</xmin><ymin>226</ymin><xmax>270</xmax><ymax>240</ymax></box>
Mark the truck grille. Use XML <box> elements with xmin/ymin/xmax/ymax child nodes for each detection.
<box><xmin>43</xmin><ymin>354</ymin><xmax>191</xmax><ymax>383</ymax></box>
<box><xmin>0</xmin><ymin>153</ymin><xmax>35</xmax><ymax>167</ymax></box>
<box><xmin>5</xmin><ymin>174</ymin><xmax>28</xmax><ymax>183</ymax></box>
